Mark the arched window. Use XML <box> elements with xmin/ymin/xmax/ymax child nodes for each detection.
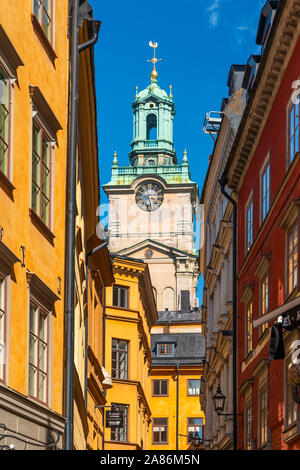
<box><xmin>146</xmin><ymin>113</ymin><xmax>157</xmax><ymax>140</ymax></box>
<box><xmin>163</xmin><ymin>287</ymin><xmax>175</xmax><ymax>311</ymax></box>
<box><xmin>147</xmin><ymin>159</ymin><xmax>155</xmax><ymax>166</ymax></box>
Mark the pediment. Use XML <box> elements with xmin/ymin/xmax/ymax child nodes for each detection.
<box><xmin>115</xmin><ymin>239</ymin><xmax>195</xmax><ymax>261</ymax></box>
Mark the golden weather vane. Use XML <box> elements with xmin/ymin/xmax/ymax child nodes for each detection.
<box><xmin>147</xmin><ymin>41</ymin><xmax>162</xmax><ymax>81</ymax></box>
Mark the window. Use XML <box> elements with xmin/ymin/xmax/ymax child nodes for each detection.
<box><xmin>187</xmin><ymin>379</ymin><xmax>201</xmax><ymax>396</ymax></box>
<box><xmin>152</xmin><ymin>379</ymin><xmax>168</xmax><ymax>396</ymax></box>
<box><xmin>0</xmin><ymin>65</ymin><xmax>11</xmax><ymax>177</ymax></box>
<box><xmin>245</xmin><ymin>302</ymin><xmax>253</xmax><ymax>356</ymax></box>
<box><xmin>31</xmin><ymin>119</ymin><xmax>52</xmax><ymax>227</ymax></box>
<box><xmin>147</xmin><ymin>159</ymin><xmax>155</xmax><ymax>166</ymax></box>
<box><xmin>286</xmin><ymin>358</ymin><xmax>298</xmax><ymax>427</ymax></box>
<box><xmin>261</xmin><ymin>160</ymin><xmax>270</xmax><ymax>222</ymax></box>
<box><xmin>0</xmin><ymin>276</ymin><xmax>6</xmax><ymax>381</ymax></box>
<box><xmin>260</xmin><ymin>274</ymin><xmax>269</xmax><ymax>335</ymax></box>
<box><xmin>258</xmin><ymin>382</ymin><xmax>268</xmax><ymax>448</ymax></box>
<box><xmin>110</xmin><ymin>404</ymin><xmax>128</xmax><ymax>442</ymax></box>
<box><xmin>33</xmin><ymin>0</ymin><xmax>53</xmax><ymax>43</ymax></box>
<box><xmin>287</xmin><ymin>224</ymin><xmax>298</xmax><ymax>295</ymax></box>
<box><xmin>152</xmin><ymin>418</ymin><xmax>168</xmax><ymax>444</ymax></box>
<box><xmin>113</xmin><ymin>285</ymin><xmax>129</xmax><ymax>308</ymax></box>
<box><xmin>245</xmin><ymin>196</ymin><xmax>253</xmax><ymax>253</ymax></box>
<box><xmin>187</xmin><ymin>418</ymin><xmax>203</xmax><ymax>443</ymax></box>
<box><xmin>111</xmin><ymin>339</ymin><xmax>128</xmax><ymax>380</ymax></box>
<box><xmin>157</xmin><ymin>343</ymin><xmax>174</xmax><ymax>356</ymax></box>
<box><xmin>244</xmin><ymin>399</ymin><xmax>253</xmax><ymax>450</ymax></box>
<box><xmin>288</xmin><ymin>100</ymin><xmax>300</xmax><ymax>164</ymax></box>
<box><xmin>28</xmin><ymin>300</ymin><xmax>49</xmax><ymax>404</ymax></box>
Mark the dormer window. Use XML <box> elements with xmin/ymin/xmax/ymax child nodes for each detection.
<box><xmin>157</xmin><ymin>343</ymin><xmax>174</xmax><ymax>357</ymax></box>
<box><xmin>242</xmin><ymin>56</ymin><xmax>261</xmax><ymax>99</ymax></box>
<box><xmin>256</xmin><ymin>1</ymin><xmax>279</xmax><ymax>54</ymax></box>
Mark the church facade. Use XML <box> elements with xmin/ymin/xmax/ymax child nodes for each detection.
<box><xmin>103</xmin><ymin>44</ymin><xmax>205</xmax><ymax>450</ymax></box>
<box><xmin>103</xmin><ymin>50</ymin><xmax>200</xmax><ymax>314</ymax></box>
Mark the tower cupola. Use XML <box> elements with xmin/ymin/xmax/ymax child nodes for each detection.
<box><xmin>129</xmin><ymin>42</ymin><xmax>177</xmax><ymax>166</ymax></box>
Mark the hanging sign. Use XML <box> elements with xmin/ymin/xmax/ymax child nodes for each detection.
<box><xmin>106</xmin><ymin>408</ymin><xmax>123</xmax><ymax>428</ymax></box>
<box><xmin>282</xmin><ymin>306</ymin><xmax>300</xmax><ymax>331</ymax></box>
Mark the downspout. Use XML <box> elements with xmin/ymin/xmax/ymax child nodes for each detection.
<box><xmin>176</xmin><ymin>362</ymin><xmax>179</xmax><ymax>450</ymax></box>
<box><xmin>102</xmin><ymin>286</ymin><xmax>106</xmax><ymax>451</ymax></box>
<box><xmin>84</xmin><ymin>241</ymin><xmax>108</xmax><ymax>450</ymax></box>
<box><xmin>219</xmin><ymin>172</ymin><xmax>237</xmax><ymax>451</ymax></box>
<box><xmin>65</xmin><ymin>1</ymin><xmax>101</xmax><ymax>449</ymax></box>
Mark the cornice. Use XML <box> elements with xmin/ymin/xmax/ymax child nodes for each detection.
<box><xmin>226</xmin><ymin>0</ymin><xmax>300</xmax><ymax>191</ymax></box>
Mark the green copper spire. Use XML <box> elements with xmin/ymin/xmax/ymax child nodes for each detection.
<box><xmin>129</xmin><ymin>41</ymin><xmax>176</xmax><ymax>166</ymax></box>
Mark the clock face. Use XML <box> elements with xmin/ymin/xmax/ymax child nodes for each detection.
<box><xmin>135</xmin><ymin>182</ymin><xmax>164</xmax><ymax>212</ymax></box>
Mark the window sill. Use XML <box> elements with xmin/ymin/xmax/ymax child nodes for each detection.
<box><xmin>283</xmin><ymin>421</ymin><xmax>300</xmax><ymax>445</ymax></box>
<box><xmin>285</xmin><ymin>287</ymin><xmax>299</xmax><ymax>304</ymax></box>
<box><xmin>244</xmin><ymin>350</ymin><xmax>254</xmax><ymax>366</ymax></box>
<box><xmin>258</xmin><ymin>327</ymin><xmax>269</xmax><ymax>346</ymax></box>
<box><xmin>0</xmin><ymin>169</ymin><xmax>15</xmax><ymax>200</ymax></box>
<box><xmin>31</xmin><ymin>14</ymin><xmax>57</xmax><ymax>64</ymax></box>
<box><xmin>29</xmin><ymin>209</ymin><xmax>55</xmax><ymax>245</ymax></box>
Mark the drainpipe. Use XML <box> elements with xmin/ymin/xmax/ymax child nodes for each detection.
<box><xmin>65</xmin><ymin>0</ymin><xmax>101</xmax><ymax>450</ymax></box>
<box><xmin>219</xmin><ymin>172</ymin><xmax>237</xmax><ymax>451</ymax></box>
<box><xmin>176</xmin><ymin>362</ymin><xmax>179</xmax><ymax>450</ymax></box>
<box><xmin>84</xmin><ymin>242</ymin><xmax>108</xmax><ymax>411</ymax></box>
<box><xmin>102</xmin><ymin>287</ymin><xmax>106</xmax><ymax>451</ymax></box>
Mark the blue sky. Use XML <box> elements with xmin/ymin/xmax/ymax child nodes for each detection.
<box><xmin>89</xmin><ymin>0</ymin><xmax>265</xmax><ymax>302</ymax></box>
<box><xmin>90</xmin><ymin>0</ymin><xmax>263</xmax><ymax>200</ymax></box>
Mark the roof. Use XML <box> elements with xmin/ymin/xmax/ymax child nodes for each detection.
<box><xmin>151</xmin><ymin>332</ymin><xmax>206</xmax><ymax>365</ymax></box>
<box><xmin>135</xmin><ymin>79</ymin><xmax>171</xmax><ymax>103</ymax></box>
<box><xmin>157</xmin><ymin>309</ymin><xmax>202</xmax><ymax>324</ymax></box>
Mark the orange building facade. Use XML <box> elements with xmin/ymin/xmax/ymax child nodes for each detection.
<box><xmin>0</xmin><ymin>0</ymin><xmax>69</xmax><ymax>449</ymax></box>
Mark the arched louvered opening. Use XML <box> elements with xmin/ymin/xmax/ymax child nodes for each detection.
<box><xmin>146</xmin><ymin>113</ymin><xmax>157</xmax><ymax>140</ymax></box>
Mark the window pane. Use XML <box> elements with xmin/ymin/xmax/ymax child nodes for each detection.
<box><xmin>0</xmin><ymin>68</ymin><xmax>9</xmax><ymax>175</ymax></box>
<box><xmin>29</xmin><ymin>333</ymin><xmax>37</xmax><ymax>366</ymax></box>
<box><xmin>113</xmin><ymin>286</ymin><xmax>119</xmax><ymax>306</ymax></box>
<box><xmin>29</xmin><ymin>364</ymin><xmax>37</xmax><ymax>397</ymax></box>
<box><xmin>153</xmin><ymin>380</ymin><xmax>160</xmax><ymax>395</ymax></box>
<box><xmin>161</xmin><ymin>380</ymin><xmax>168</xmax><ymax>395</ymax></box>
<box><xmin>120</xmin><ymin>288</ymin><xmax>127</xmax><ymax>307</ymax></box>
<box><xmin>38</xmin><ymin>370</ymin><xmax>47</xmax><ymax>402</ymax></box>
<box><xmin>160</xmin><ymin>428</ymin><xmax>167</xmax><ymax>442</ymax></box>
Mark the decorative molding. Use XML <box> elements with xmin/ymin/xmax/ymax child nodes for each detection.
<box><xmin>0</xmin><ymin>240</ymin><xmax>20</xmax><ymax>275</ymax></box>
<box><xmin>279</xmin><ymin>198</ymin><xmax>300</xmax><ymax>230</ymax></box>
<box><xmin>26</xmin><ymin>270</ymin><xmax>60</xmax><ymax>311</ymax></box>
<box><xmin>31</xmin><ymin>14</ymin><xmax>57</xmax><ymax>64</ymax></box>
<box><xmin>254</xmin><ymin>254</ymin><xmax>271</xmax><ymax>280</ymax></box>
<box><xmin>29</xmin><ymin>86</ymin><xmax>62</xmax><ymax>140</ymax></box>
<box><xmin>0</xmin><ymin>25</ymin><xmax>24</xmax><ymax>76</ymax></box>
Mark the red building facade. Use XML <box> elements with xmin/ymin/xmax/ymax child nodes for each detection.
<box><xmin>225</xmin><ymin>0</ymin><xmax>300</xmax><ymax>450</ymax></box>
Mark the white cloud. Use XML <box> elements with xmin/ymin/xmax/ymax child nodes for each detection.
<box><xmin>205</xmin><ymin>0</ymin><xmax>223</xmax><ymax>28</ymax></box>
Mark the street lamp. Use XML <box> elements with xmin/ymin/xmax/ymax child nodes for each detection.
<box><xmin>212</xmin><ymin>384</ymin><xmax>226</xmax><ymax>415</ymax></box>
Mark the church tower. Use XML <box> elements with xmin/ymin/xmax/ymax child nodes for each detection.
<box><xmin>103</xmin><ymin>43</ymin><xmax>200</xmax><ymax>314</ymax></box>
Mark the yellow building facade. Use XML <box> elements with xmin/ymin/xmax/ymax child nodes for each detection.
<box><xmin>104</xmin><ymin>256</ymin><xmax>157</xmax><ymax>450</ymax></box>
<box><xmin>0</xmin><ymin>0</ymin><xmax>69</xmax><ymax>449</ymax></box>
<box><xmin>150</xmin><ymin>313</ymin><xmax>205</xmax><ymax>451</ymax></box>
<box><xmin>71</xmin><ymin>9</ymin><xmax>115</xmax><ymax>450</ymax></box>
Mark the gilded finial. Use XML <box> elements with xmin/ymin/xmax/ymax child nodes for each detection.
<box><xmin>169</xmin><ymin>85</ymin><xmax>173</xmax><ymax>101</ymax></box>
<box><xmin>112</xmin><ymin>150</ymin><xmax>118</xmax><ymax>167</ymax></box>
<box><xmin>183</xmin><ymin>148</ymin><xmax>188</xmax><ymax>164</ymax></box>
<box><xmin>147</xmin><ymin>41</ymin><xmax>162</xmax><ymax>82</ymax></box>
<box><xmin>135</xmin><ymin>86</ymin><xmax>138</xmax><ymax>99</ymax></box>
